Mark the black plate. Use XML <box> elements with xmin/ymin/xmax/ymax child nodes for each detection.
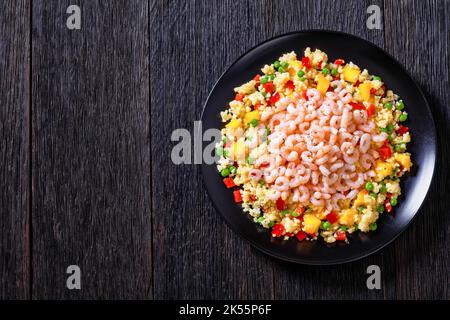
<box><xmin>201</xmin><ymin>31</ymin><xmax>436</xmax><ymax>265</ymax></box>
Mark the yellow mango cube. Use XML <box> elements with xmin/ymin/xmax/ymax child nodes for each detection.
<box><xmin>244</xmin><ymin>110</ymin><xmax>260</xmax><ymax>126</ymax></box>
<box><xmin>316</xmin><ymin>74</ymin><xmax>330</xmax><ymax>95</ymax></box>
<box><xmin>359</xmin><ymin>82</ymin><xmax>372</xmax><ymax>101</ymax></box>
<box><xmin>395</xmin><ymin>153</ymin><xmax>411</xmax><ymax>171</ymax></box>
<box><xmin>233</xmin><ymin>140</ymin><xmax>246</xmax><ymax>161</ymax></box>
<box><xmin>225</xmin><ymin>119</ymin><xmax>241</xmax><ymax>129</ymax></box>
<box><xmin>339</xmin><ymin>209</ymin><xmax>357</xmax><ymax>227</ymax></box>
<box><xmin>290</xmin><ymin>60</ymin><xmax>302</xmax><ymax>70</ymax></box>
<box><xmin>354</xmin><ymin>190</ymin><xmax>368</xmax><ymax>208</ymax></box>
<box><xmin>375</xmin><ymin>160</ymin><xmax>394</xmax><ymax>181</ymax></box>
<box><xmin>302</xmin><ymin>214</ymin><xmax>321</xmax><ymax>235</ymax></box>
<box><xmin>343</xmin><ymin>64</ymin><xmax>361</xmax><ymax>83</ymax></box>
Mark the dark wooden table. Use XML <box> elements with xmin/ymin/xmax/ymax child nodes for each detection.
<box><xmin>0</xmin><ymin>0</ymin><xmax>448</xmax><ymax>300</ymax></box>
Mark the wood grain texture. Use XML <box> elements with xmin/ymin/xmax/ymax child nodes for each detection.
<box><xmin>384</xmin><ymin>0</ymin><xmax>450</xmax><ymax>299</ymax></box>
<box><xmin>150</xmin><ymin>0</ymin><xmax>276</xmax><ymax>300</ymax></box>
<box><xmin>0</xmin><ymin>0</ymin><xmax>30</xmax><ymax>299</ymax></box>
<box><xmin>32</xmin><ymin>0</ymin><xmax>151</xmax><ymax>299</ymax></box>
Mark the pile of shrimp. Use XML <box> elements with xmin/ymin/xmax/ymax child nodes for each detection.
<box><xmin>249</xmin><ymin>84</ymin><xmax>388</xmax><ymax>211</ymax></box>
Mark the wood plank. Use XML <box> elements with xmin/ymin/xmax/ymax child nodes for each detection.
<box><xmin>32</xmin><ymin>0</ymin><xmax>151</xmax><ymax>299</ymax></box>
<box><xmin>0</xmin><ymin>0</ymin><xmax>30</xmax><ymax>300</ymax></box>
<box><xmin>150</xmin><ymin>0</ymin><xmax>276</xmax><ymax>299</ymax></box>
<box><xmin>384</xmin><ymin>0</ymin><xmax>450</xmax><ymax>299</ymax></box>
<box><xmin>266</xmin><ymin>0</ymin><xmax>396</xmax><ymax>300</ymax></box>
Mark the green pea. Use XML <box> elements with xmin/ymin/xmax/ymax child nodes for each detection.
<box><xmin>365</xmin><ymin>181</ymin><xmax>374</xmax><ymax>191</ymax></box>
<box><xmin>390</xmin><ymin>197</ymin><xmax>398</xmax><ymax>206</ymax></box>
<box><xmin>280</xmin><ymin>210</ymin><xmax>290</xmax><ymax>217</ymax></box>
<box><xmin>369</xmin><ymin>222</ymin><xmax>377</xmax><ymax>231</ymax></box>
<box><xmin>321</xmin><ymin>68</ymin><xmax>330</xmax><ymax>75</ymax></box>
<box><xmin>268</xmin><ymin>221</ymin><xmax>275</xmax><ymax>228</ymax></box>
<box><xmin>273</xmin><ymin>60</ymin><xmax>281</xmax><ymax>69</ymax></box>
<box><xmin>291</xmin><ymin>211</ymin><xmax>299</xmax><ymax>217</ymax></box>
<box><xmin>385</xmin><ymin>102</ymin><xmax>393</xmax><ymax>110</ymax></box>
<box><xmin>370</xmin><ymin>192</ymin><xmax>377</xmax><ymax>198</ymax></box>
<box><xmin>373</xmin><ymin>76</ymin><xmax>382</xmax><ymax>81</ymax></box>
<box><xmin>280</xmin><ymin>61</ymin><xmax>289</xmax><ymax>69</ymax></box>
<box><xmin>222</xmin><ymin>136</ymin><xmax>228</xmax><ymax>143</ymax></box>
<box><xmin>300</xmin><ymin>77</ymin><xmax>306</xmax><ymax>81</ymax></box>
<box><xmin>321</xmin><ymin>221</ymin><xmax>331</xmax><ymax>230</ymax></box>
<box><xmin>229</xmin><ymin>166</ymin><xmax>236</xmax><ymax>174</ymax></box>
<box><xmin>256</xmin><ymin>216</ymin><xmax>265</xmax><ymax>223</ymax></box>
<box><xmin>358</xmin><ymin>206</ymin><xmax>365</xmax><ymax>214</ymax></box>
<box><xmin>215</xmin><ymin>146</ymin><xmax>223</xmax><ymax>157</ymax></box>
<box><xmin>249</xmin><ymin>119</ymin><xmax>259</xmax><ymax>127</ymax></box>
<box><xmin>331</xmin><ymin>68</ymin><xmax>338</xmax><ymax>77</ymax></box>
<box><xmin>278</xmin><ymin>67</ymin><xmax>286</xmax><ymax>73</ymax></box>
<box><xmin>339</xmin><ymin>226</ymin><xmax>348</xmax><ymax>231</ymax></box>
<box><xmin>297</xmin><ymin>70</ymin><xmax>305</xmax><ymax>77</ymax></box>
<box><xmin>220</xmin><ymin>168</ymin><xmax>230</xmax><ymax>177</ymax></box>
<box><xmin>397</xmin><ymin>100</ymin><xmax>405</xmax><ymax>110</ymax></box>
<box><xmin>260</xmin><ymin>90</ymin><xmax>267</xmax><ymax>98</ymax></box>
<box><xmin>223</xmin><ymin>150</ymin><xmax>229</xmax><ymax>158</ymax></box>
<box><xmin>379</xmin><ymin>183</ymin><xmax>387</xmax><ymax>194</ymax></box>
<box><xmin>394</xmin><ymin>144</ymin><xmax>405</xmax><ymax>152</ymax></box>
<box><xmin>388</xmin><ymin>134</ymin><xmax>393</xmax><ymax>142</ymax></box>
<box><xmin>399</xmin><ymin>113</ymin><xmax>408</xmax><ymax>122</ymax></box>
<box><xmin>260</xmin><ymin>76</ymin><xmax>269</xmax><ymax>84</ymax></box>
<box><xmin>386</xmin><ymin>123</ymin><xmax>394</xmax><ymax>133</ymax></box>
<box><xmin>269</xmin><ymin>74</ymin><xmax>275</xmax><ymax>80</ymax></box>
<box><xmin>376</xmin><ymin>204</ymin><xmax>384</xmax><ymax>213</ymax></box>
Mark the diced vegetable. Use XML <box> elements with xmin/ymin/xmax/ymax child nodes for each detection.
<box><xmin>276</xmin><ymin>198</ymin><xmax>286</xmax><ymax>211</ymax></box>
<box><xmin>295</xmin><ymin>231</ymin><xmax>307</xmax><ymax>241</ymax></box>
<box><xmin>271</xmin><ymin>223</ymin><xmax>285</xmax><ymax>237</ymax></box>
<box><xmin>326</xmin><ymin>211</ymin><xmax>339</xmax><ymax>224</ymax></box>
<box><xmin>233</xmin><ymin>190</ymin><xmax>242</xmax><ymax>203</ymax></box>
<box><xmin>220</xmin><ymin>168</ymin><xmax>230</xmax><ymax>177</ymax></box>
<box><xmin>335</xmin><ymin>230</ymin><xmax>347</xmax><ymax>241</ymax></box>
<box><xmin>301</xmin><ymin>57</ymin><xmax>311</xmax><ymax>68</ymax></box>
<box><xmin>223</xmin><ymin>177</ymin><xmax>235</xmax><ymax>188</ymax></box>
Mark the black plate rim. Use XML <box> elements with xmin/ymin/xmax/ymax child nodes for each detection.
<box><xmin>200</xmin><ymin>29</ymin><xmax>437</xmax><ymax>265</ymax></box>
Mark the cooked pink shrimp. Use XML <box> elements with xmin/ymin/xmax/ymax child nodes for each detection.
<box><xmin>274</xmin><ymin>176</ymin><xmax>289</xmax><ymax>191</ymax></box>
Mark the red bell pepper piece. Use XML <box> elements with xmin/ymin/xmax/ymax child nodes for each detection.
<box><xmin>334</xmin><ymin>59</ymin><xmax>345</xmax><ymax>65</ymax></box>
<box><xmin>285</xmin><ymin>80</ymin><xmax>295</xmax><ymax>91</ymax></box>
<box><xmin>253</xmin><ymin>102</ymin><xmax>261</xmax><ymax>110</ymax></box>
<box><xmin>235</xmin><ymin>93</ymin><xmax>245</xmax><ymax>102</ymax></box>
<box><xmin>326</xmin><ymin>211</ymin><xmax>339</xmax><ymax>224</ymax></box>
<box><xmin>384</xmin><ymin>199</ymin><xmax>392</xmax><ymax>213</ymax></box>
<box><xmin>270</xmin><ymin>92</ymin><xmax>281</xmax><ymax>105</ymax></box>
<box><xmin>233</xmin><ymin>190</ymin><xmax>242</xmax><ymax>203</ymax></box>
<box><xmin>253</xmin><ymin>74</ymin><xmax>260</xmax><ymax>85</ymax></box>
<box><xmin>262</xmin><ymin>82</ymin><xmax>275</xmax><ymax>93</ymax></box>
<box><xmin>272</xmin><ymin>223</ymin><xmax>285</xmax><ymax>237</ymax></box>
<box><xmin>366</xmin><ymin>105</ymin><xmax>376</xmax><ymax>117</ymax></box>
<box><xmin>223</xmin><ymin>177</ymin><xmax>235</xmax><ymax>188</ymax></box>
<box><xmin>276</xmin><ymin>198</ymin><xmax>286</xmax><ymax>211</ymax></box>
<box><xmin>301</xmin><ymin>57</ymin><xmax>311</xmax><ymax>68</ymax></box>
<box><xmin>295</xmin><ymin>231</ymin><xmax>307</xmax><ymax>241</ymax></box>
<box><xmin>397</xmin><ymin>125</ymin><xmax>409</xmax><ymax>135</ymax></box>
<box><xmin>379</xmin><ymin>145</ymin><xmax>392</xmax><ymax>160</ymax></box>
<box><xmin>349</xmin><ymin>102</ymin><xmax>365</xmax><ymax>110</ymax></box>
<box><xmin>335</xmin><ymin>230</ymin><xmax>347</xmax><ymax>241</ymax></box>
